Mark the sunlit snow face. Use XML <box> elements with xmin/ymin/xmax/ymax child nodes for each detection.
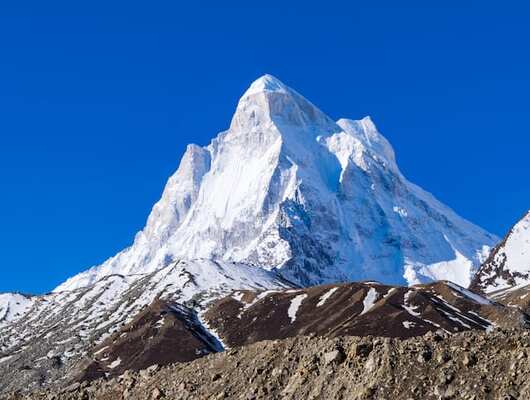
<box><xmin>55</xmin><ymin>74</ymin><xmax>497</xmax><ymax>294</ymax></box>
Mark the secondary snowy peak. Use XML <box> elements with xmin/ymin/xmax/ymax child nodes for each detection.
<box><xmin>335</xmin><ymin>117</ymin><xmax>397</xmax><ymax>172</ymax></box>
<box><xmin>471</xmin><ymin>211</ymin><xmax>530</xmax><ymax>293</ymax></box>
<box><xmin>55</xmin><ymin>75</ymin><xmax>497</xmax><ymax>292</ymax></box>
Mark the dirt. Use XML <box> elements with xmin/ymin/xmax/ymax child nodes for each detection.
<box><xmin>6</xmin><ymin>329</ymin><xmax>530</xmax><ymax>400</ymax></box>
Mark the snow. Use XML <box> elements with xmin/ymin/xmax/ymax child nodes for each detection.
<box><xmin>47</xmin><ymin>75</ymin><xmax>496</xmax><ymax>292</ymax></box>
<box><xmin>402</xmin><ymin>321</ymin><xmax>415</xmax><ymax>329</ymax></box>
<box><xmin>316</xmin><ymin>287</ymin><xmax>339</xmax><ymax>307</ymax></box>
<box><xmin>243</xmin><ymin>74</ymin><xmax>290</xmax><ymax>97</ymax></box>
<box><xmin>393</xmin><ymin>206</ymin><xmax>408</xmax><ymax>218</ymax></box>
<box><xmin>242</xmin><ymin>290</ymin><xmax>280</xmax><ymax>311</ymax></box>
<box><xmin>0</xmin><ymin>293</ymin><xmax>34</xmax><ymax>327</ymax></box>
<box><xmin>478</xmin><ymin>211</ymin><xmax>530</xmax><ymax>292</ymax></box>
<box><xmin>231</xmin><ymin>292</ymin><xmax>245</xmax><ymax>302</ymax></box>
<box><xmin>197</xmin><ymin>310</ymin><xmax>227</xmax><ymax>352</ymax></box>
<box><xmin>0</xmin><ymin>74</ymin><xmax>498</xmax><ymax>376</ymax></box>
<box><xmin>405</xmin><ymin>238</ymin><xmax>477</xmax><ymax>288</ymax></box>
<box><xmin>499</xmin><ymin>212</ymin><xmax>530</xmax><ymax>275</ymax></box>
<box><xmin>402</xmin><ymin>291</ymin><xmax>421</xmax><ymax>317</ymax></box>
<box><xmin>0</xmin><ymin>260</ymin><xmax>288</xmax><ymax>363</ymax></box>
<box><xmin>0</xmin><ymin>355</ymin><xmax>14</xmax><ymax>364</ymax></box>
<box><xmin>360</xmin><ymin>288</ymin><xmax>379</xmax><ymax>315</ymax></box>
<box><xmin>108</xmin><ymin>358</ymin><xmax>121</xmax><ymax>369</ymax></box>
<box><xmin>52</xmin><ymin>74</ymin><xmax>496</xmax><ymax>292</ymax></box>
<box><xmin>446</xmin><ymin>282</ymin><xmax>493</xmax><ymax>305</ymax></box>
<box><xmin>287</xmin><ymin>294</ymin><xmax>307</xmax><ymax>323</ymax></box>
<box><xmin>93</xmin><ymin>346</ymin><xmax>108</xmax><ymax>357</ymax></box>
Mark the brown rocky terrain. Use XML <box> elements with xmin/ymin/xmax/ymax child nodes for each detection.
<box><xmin>50</xmin><ymin>280</ymin><xmax>529</xmax><ymax>387</ymax></box>
<box><xmin>75</xmin><ymin>300</ymin><xmax>223</xmax><ymax>382</ymax></box>
<box><xmin>5</xmin><ymin>329</ymin><xmax>529</xmax><ymax>400</ymax></box>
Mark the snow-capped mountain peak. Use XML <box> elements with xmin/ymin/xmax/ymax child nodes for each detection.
<box><xmin>230</xmin><ymin>74</ymin><xmax>336</xmax><ymax>132</ymax></box>
<box><xmin>471</xmin><ymin>210</ymin><xmax>530</xmax><ymax>293</ymax></box>
<box><xmin>55</xmin><ymin>75</ymin><xmax>497</xmax><ymax>292</ymax></box>
<box><xmin>243</xmin><ymin>74</ymin><xmax>290</xmax><ymax>96</ymax></box>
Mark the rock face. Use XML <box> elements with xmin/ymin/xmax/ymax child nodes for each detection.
<box><xmin>471</xmin><ymin>210</ymin><xmax>530</xmax><ymax>293</ymax></box>
<box><xmin>56</xmin><ymin>74</ymin><xmax>496</xmax><ymax>292</ymax></box>
<box><xmin>9</xmin><ymin>330</ymin><xmax>530</xmax><ymax>400</ymax></box>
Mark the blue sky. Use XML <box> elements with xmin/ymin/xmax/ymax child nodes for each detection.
<box><xmin>1</xmin><ymin>1</ymin><xmax>529</xmax><ymax>293</ymax></box>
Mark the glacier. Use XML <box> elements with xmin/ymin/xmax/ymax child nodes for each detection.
<box><xmin>55</xmin><ymin>74</ymin><xmax>497</xmax><ymax>292</ymax></box>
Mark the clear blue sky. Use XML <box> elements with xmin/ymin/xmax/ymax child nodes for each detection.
<box><xmin>1</xmin><ymin>1</ymin><xmax>529</xmax><ymax>294</ymax></box>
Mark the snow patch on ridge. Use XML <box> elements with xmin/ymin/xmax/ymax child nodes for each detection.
<box><xmin>360</xmin><ymin>288</ymin><xmax>379</xmax><ymax>315</ymax></box>
<box><xmin>316</xmin><ymin>287</ymin><xmax>339</xmax><ymax>307</ymax></box>
<box><xmin>288</xmin><ymin>294</ymin><xmax>307</xmax><ymax>323</ymax></box>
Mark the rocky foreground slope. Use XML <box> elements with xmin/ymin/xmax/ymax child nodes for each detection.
<box><xmin>2</xmin><ymin>277</ymin><xmax>528</xmax><ymax>394</ymax></box>
<box><xmin>6</xmin><ymin>329</ymin><xmax>529</xmax><ymax>400</ymax></box>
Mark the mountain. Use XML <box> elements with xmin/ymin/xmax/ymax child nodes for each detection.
<box><xmin>56</xmin><ymin>74</ymin><xmax>496</xmax><ymax>292</ymax></box>
<box><xmin>471</xmin><ymin>210</ymin><xmax>530</xmax><ymax>293</ymax></box>
<box><xmin>0</xmin><ymin>75</ymin><xmax>504</xmax><ymax>395</ymax></box>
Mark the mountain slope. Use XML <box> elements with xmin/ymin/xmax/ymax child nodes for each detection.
<box><xmin>56</xmin><ymin>75</ymin><xmax>496</xmax><ymax>292</ymax></box>
<box><xmin>471</xmin><ymin>210</ymin><xmax>530</xmax><ymax>293</ymax></box>
<box><xmin>0</xmin><ymin>261</ymin><xmax>289</xmax><ymax>394</ymax></box>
